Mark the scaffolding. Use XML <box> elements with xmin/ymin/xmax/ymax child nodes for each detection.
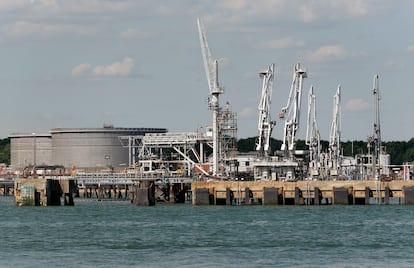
<box><xmin>217</xmin><ymin>104</ymin><xmax>238</xmax><ymax>177</ymax></box>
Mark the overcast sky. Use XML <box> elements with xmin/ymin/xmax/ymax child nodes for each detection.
<box><xmin>1</xmin><ymin>0</ymin><xmax>413</xmax><ymax>142</ymax></box>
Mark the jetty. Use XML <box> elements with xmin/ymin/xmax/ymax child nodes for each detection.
<box><xmin>14</xmin><ymin>178</ymin><xmax>76</xmax><ymax>206</ymax></box>
<box><xmin>191</xmin><ymin>180</ymin><xmax>414</xmax><ymax>205</ymax></box>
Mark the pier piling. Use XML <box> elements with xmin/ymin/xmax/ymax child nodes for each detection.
<box><xmin>263</xmin><ymin>187</ymin><xmax>279</xmax><ymax>205</ymax></box>
<box><xmin>403</xmin><ymin>186</ymin><xmax>414</xmax><ymax>205</ymax></box>
<box><xmin>133</xmin><ymin>181</ymin><xmax>155</xmax><ymax>206</ymax></box>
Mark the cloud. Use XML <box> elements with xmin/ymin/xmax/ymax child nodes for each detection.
<box><xmin>29</xmin><ymin>0</ymin><xmax>130</xmax><ymax>13</ymax></box>
<box><xmin>0</xmin><ymin>0</ymin><xmax>27</xmax><ymax>11</ymax></box>
<box><xmin>71</xmin><ymin>63</ymin><xmax>92</xmax><ymax>77</ymax></box>
<box><xmin>2</xmin><ymin>21</ymin><xmax>94</xmax><ymax>38</ymax></box>
<box><xmin>93</xmin><ymin>57</ymin><xmax>135</xmax><ymax>76</ymax></box>
<box><xmin>71</xmin><ymin>57</ymin><xmax>135</xmax><ymax>77</ymax></box>
<box><xmin>299</xmin><ymin>5</ymin><xmax>316</xmax><ymax>23</ymax></box>
<box><xmin>407</xmin><ymin>45</ymin><xmax>414</xmax><ymax>53</ymax></box>
<box><xmin>345</xmin><ymin>99</ymin><xmax>369</xmax><ymax>111</ymax></box>
<box><xmin>260</xmin><ymin>37</ymin><xmax>304</xmax><ymax>49</ymax></box>
<box><xmin>120</xmin><ymin>28</ymin><xmax>152</xmax><ymax>39</ymax></box>
<box><xmin>341</xmin><ymin>0</ymin><xmax>369</xmax><ymax>16</ymax></box>
<box><xmin>239</xmin><ymin>107</ymin><xmax>255</xmax><ymax>118</ymax></box>
<box><xmin>306</xmin><ymin>45</ymin><xmax>347</xmax><ymax>62</ymax></box>
<box><xmin>202</xmin><ymin>0</ymin><xmax>376</xmax><ymax>28</ymax></box>
<box><xmin>299</xmin><ymin>1</ymin><xmax>369</xmax><ymax>22</ymax></box>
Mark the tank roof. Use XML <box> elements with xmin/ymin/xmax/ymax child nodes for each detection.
<box><xmin>9</xmin><ymin>127</ymin><xmax>167</xmax><ymax>137</ymax></box>
<box><xmin>49</xmin><ymin>127</ymin><xmax>167</xmax><ymax>134</ymax></box>
<box><xmin>9</xmin><ymin>133</ymin><xmax>51</xmax><ymax>138</ymax></box>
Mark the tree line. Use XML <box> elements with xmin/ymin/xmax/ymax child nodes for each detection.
<box><xmin>0</xmin><ymin>138</ymin><xmax>10</xmax><ymax>165</ymax></box>
<box><xmin>237</xmin><ymin>137</ymin><xmax>414</xmax><ymax>165</ymax></box>
<box><xmin>0</xmin><ymin>137</ymin><xmax>413</xmax><ymax>166</ymax></box>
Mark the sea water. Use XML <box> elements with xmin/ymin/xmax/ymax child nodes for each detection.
<box><xmin>1</xmin><ymin>196</ymin><xmax>414</xmax><ymax>268</ymax></box>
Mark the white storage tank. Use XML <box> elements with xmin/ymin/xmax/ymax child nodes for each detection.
<box><xmin>50</xmin><ymin>126</ymin><xmax>167</xmax><ymax>169</ymax></box>
<box><xmin>9</xmin><ymin>133</ymin><xmax>52</xmax><ymax>169</ymax></box>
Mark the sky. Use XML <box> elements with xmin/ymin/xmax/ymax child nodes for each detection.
<box><xmin>1</xmin><ymin>0</ymin><xmax>413</xmax><ymax>142</ymax></box>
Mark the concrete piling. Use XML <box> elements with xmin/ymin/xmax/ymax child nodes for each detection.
<box><xmin>133</xmin><ymin>181</ymin><xmax>155</xmax><ymax>206</ymax></box>
<box><xmin>226</xmin><ymin>187</ymin><xmax>232</xmax><ymax>205</ymax></box>
<box><xmin>245</xmin><ymin>187</ymin><xmax>251</xmax><ymax>205</ymax></box>
<box><xmin>333</xmin><ymin>187</ymin><xmax>351</xmax><ymax>205</ymax></box>
<box><xmin>403</xmin><ymin>186</ymin><xmax>414</xmax><ymax>205</ymax></box>
<box><xmin>194</xmin><ymin>188</ymin><xmax>210</xmax><ymax>205</ymax></box>
<box><xmin>314</xmin><ymin>187</ymin><xmax>322</xmax><ymax>205</ymax></box>
<box><xmin>295</xmin><ymin>187</ymin><xmax>304</xmax><ymax>205</ymax></box>
<box><xmin>384</xmin><ymin>187</ymin><xmax>391</xmax><ymax>205</ymax></box>
<box><xmin>263</xmin><ymin>187</ymin><xmax>279</xmax><ymax>205</ymax></box>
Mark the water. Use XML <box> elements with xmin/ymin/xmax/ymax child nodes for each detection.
<box><xmin>1</xmin><ymin>196</ymin><xmax>414</xmax><ymax>268</ymax></box>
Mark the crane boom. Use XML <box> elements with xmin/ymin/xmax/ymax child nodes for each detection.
<box><xmin>328</xmin><ymin>85</ymin><xmax>341</xmax><ymax>173</ymax></box>
<box><xmin>197</xmin><ymin>18</ymin><xmax>222</xmax><ymax>96</ymax></box>
<box><xmin>256</xmin><ymin>64</ymin><xmax>275</xmax><ymax>156</ymax></box>
<box><xmin>196</xmin><ymin>18</ymin><xmax>223</xmax><ymax>176</ymax></box>
<box><xmin>370</xmin><ymin>74</ymin><xmax>382</xmax><ymax>178</ymax></box>
<box><xmin>279</xmin><ymin>63</ymin><xmax>307</xmax><ymax>158</ymax></box>
<box><xmin>305</xmin><ymin>86</ymin><xmax>321</xmax><ymax>172</ymax></box>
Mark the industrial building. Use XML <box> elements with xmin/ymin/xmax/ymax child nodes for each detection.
<box><xmin>9</xmin><ymin>126</ymin><xmax>167</xmax><ymax>171</ymax></box>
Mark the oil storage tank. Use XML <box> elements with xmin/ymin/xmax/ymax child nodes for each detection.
<box><xmin>9</xmin><ymin>133</ymin><xmax>52</xmax><ymax>169</ymax></box>
<box><xmin>50</xmin><ymin>126</ymin><xmax>166</xmax><ymax>170</ymax></box>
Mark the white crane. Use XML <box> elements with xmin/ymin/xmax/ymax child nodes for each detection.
<box><xmin>305</xmin><ymin>86</ymin><xmax>321</xmax><ymax>176</ymax></box>
<box><xmin>328</xmin><ymin>85</ymin><xmax>341</xmax><ymax>176</ymax></box>
<box><xmin>369</xmin><ymin>74</ymin><xmax>382</xmax><ymax>178</ymax></box>
<box><xmin>256</xmin><ymin>63</ymin><xmax>275</xmax><ymax>157</ymax></box>
<box><xmin>197</xmin><ymin>18</ymin><xmax>223</xmax><ymax>176</ymax></box>
<box><xmin>279</xmin><ymin>63</ymin><xmax>307</xmax><ymax>159</ymax></box>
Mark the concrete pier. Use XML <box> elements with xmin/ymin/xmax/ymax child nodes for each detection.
<box><xmin>14</xmin><ymin>178</ymin><xmax>76</xmax><ymax>206</ymax></box>
<box><xmin>132</xmin><ymin>181</ymin><xmax>156</xmax><ymax>206</ymax></box>
<box><xmin>0</xmin><ymin>180</ymin><xmax>14</xmax><ymax>196</ymax></box>
<box><xmin>192</xmin><ymin>180</ymin><xmax>414</xmax><ymax>206</ymax></box>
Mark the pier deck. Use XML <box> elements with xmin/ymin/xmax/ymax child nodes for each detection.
<box><xmin>192</xmin><ymin>180</ymin><xmax>414</xmax><ymax>205</ymax></box>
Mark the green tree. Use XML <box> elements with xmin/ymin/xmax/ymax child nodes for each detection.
<box><xmin>0</xmin><ymin>138</ymin><xmax>10</xmax><ymax>165</ymax></box>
